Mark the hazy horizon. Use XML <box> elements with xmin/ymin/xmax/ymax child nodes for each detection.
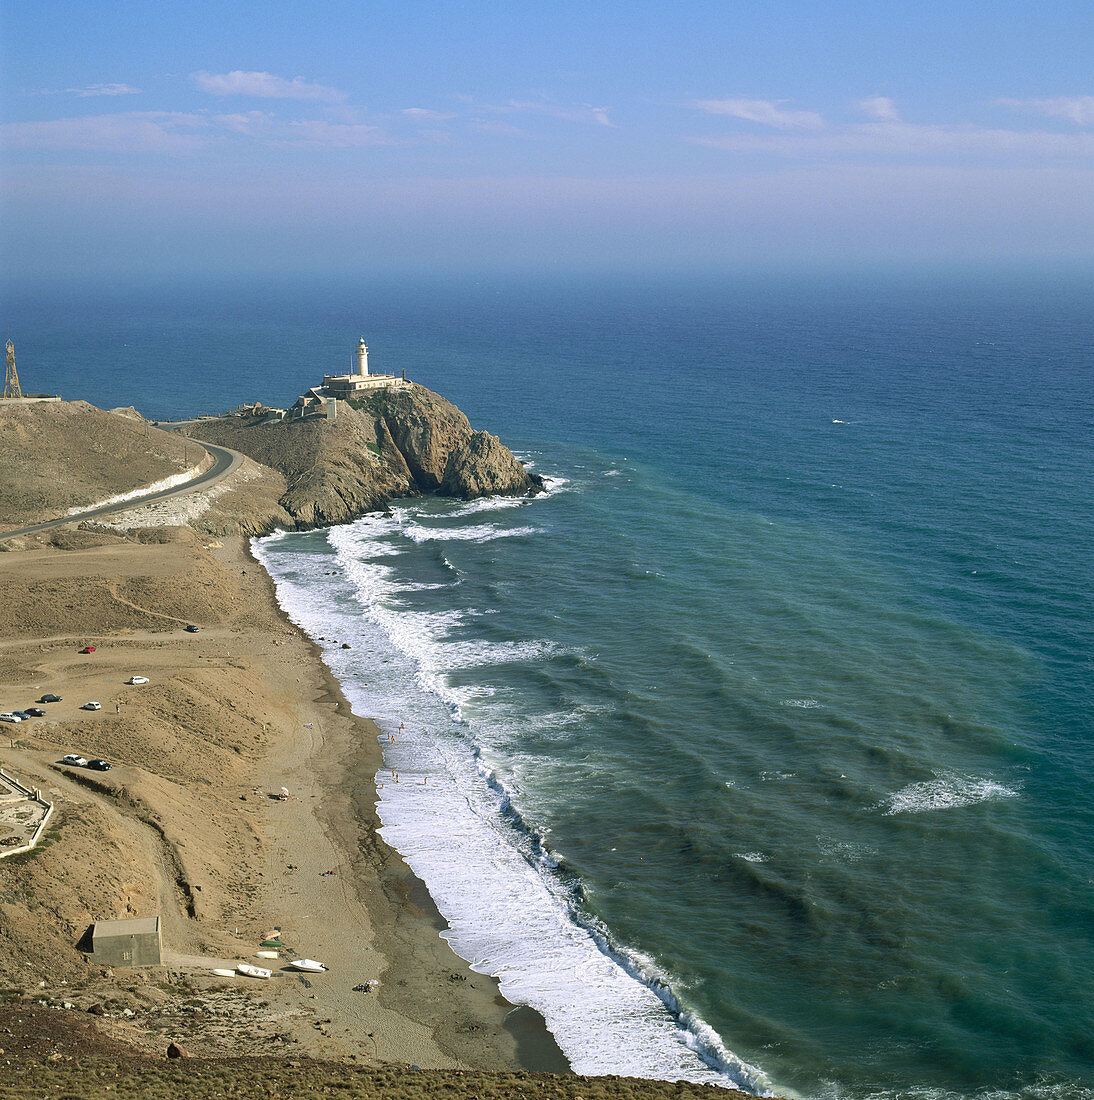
<box><xmin>3</xmin><ymin>1</ymin><xmax>1094</xmax><ymax>282</ymax></box>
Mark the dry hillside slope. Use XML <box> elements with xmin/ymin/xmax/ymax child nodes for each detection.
<box><xmin>0</xmin><ymin>402</ymin><xmax>197</xmax><ymax>529</ymax></box>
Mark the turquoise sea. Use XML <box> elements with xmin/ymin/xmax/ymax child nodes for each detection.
<box><xmin>7</xmin><ymin>269</ymin><xmax>1094</xmax><ymax>1098</ymax></box>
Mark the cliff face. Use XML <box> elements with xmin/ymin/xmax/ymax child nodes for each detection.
<box><xmin>184</xmin><ymin>383</ymin><xmax>542</xmax><ymax>531</ymax></box>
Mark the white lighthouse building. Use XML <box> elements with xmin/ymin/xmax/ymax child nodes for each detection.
<box><xmin>307</xmin><ymin>337</ymin><xmax>407</xmax><ymax>406</ymax></box>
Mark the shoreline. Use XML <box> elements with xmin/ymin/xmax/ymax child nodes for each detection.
<box><xmin>0</xmin><ymin>523</ymin><xmax>568</xmax><ymax>1075</ymax></box>
<box><xmin>257</xmin><ymin>546</ymin><xmax>572</xmax><ymax>1074</ymax></box>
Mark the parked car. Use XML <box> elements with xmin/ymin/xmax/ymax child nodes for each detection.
<box><xmin>62</xmin><ymin>754</ymin><xmax>88</xmax><ymax>767</ymax></box>
<box><xmin>127</xmin><ymin>676</ymin><xmax>149</xmax><ymax>685</ymax></box>
<box><xmin>81</xmin><ymin>701</ymin><xmax>102</xmax><ymax>711</ymax></box>
<box><xmin>185</xmin><ymin>625</ymin><xmax>200</xmax><ymax>633</ymax></box>
<box><xmin>0</xmin><ymin>713</ymin><xmax>23</xmax><ymax>723</ymax></box>
<box><xmin>86</xmin><ymin>759</ymin><xmax>112</xmax><ymax>771</ymax></box>
<box><xmin>12</xmin><ymin>712</ymin><xmax>33</xmax><ymax>721</ymax></box>
<box><xmin>25</xmin><ymin>707</ymin><xmax>46</xmax><ymax>717</ymax></box>
<box><xmin>79</xmin><ymin>646</ymin><xmax>97</xmax><ymax>653</ymax></box>
<box><xmin>39</xmin><ymin>694</ymin><xmax>63</xmax><ymax>703</ymax></box>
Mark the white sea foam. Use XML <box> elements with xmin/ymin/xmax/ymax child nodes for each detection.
<box><xmin>817</xmin><ymin>838</ymin><xmax>875</xmax><ymax>863</ymax></box>
<box><xmin>374</xmin><ymin>722</ymin><xmax>772</xmax><ymax>1093</ymax></box>
<box><xmin>253</xmin><ymin>506</ymin><xmax>775</xmax><ymax>1095</ymax></box>
<box><xmin>881</xmin><ymin>773</ymin><xmax>1020</xmax><ymax>816</ymax></box>
<box><xmin>736</xmin><ymin>852</ymin><xmax>767</xmax><ymax>863</ymax></box>
<box><xmin>782</xmin><ymin>698</ymin><xmax>821</xmax><ymax>709</ymax></box>
<box><xmin>402</xmin><ymin>521</ymin><xmax>541</xmax><ymax>543</ymax></box>
<box><xmin>444</xmin><ymin>495</ymin><xmax>533</xmax><ymax>518</ymax></box>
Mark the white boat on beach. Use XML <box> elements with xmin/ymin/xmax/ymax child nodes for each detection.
<box><xmin>286</xmin><ymin>958</ymin><xmax>327</xmax><ymax>973</ymax></box>
<box><xmin>236</xmin><ymin>963</ymin><xmax>272</xmax><ymax>979</ymax></box>
<box><xmin>254</xmin><ymin>950</ymin><xmax>280</xmax><ymax>959</ymax></box>
<box><xmin>210</xmin><ymin>968</ymin><xmax>237</xmax><ymax>978</ymax></box>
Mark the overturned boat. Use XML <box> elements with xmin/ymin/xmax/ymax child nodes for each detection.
<box><xmin>236</xmin><ymin>963</ymin><xmax>272</xmax><ymax>979</ymax></box>
<box><xmin>286</xmin><ymin>958</ymin><xmax>327</xmax><ymax>973</ymax></box>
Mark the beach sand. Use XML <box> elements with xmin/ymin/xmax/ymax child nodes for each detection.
<box><xmin>0</xmin><ymin>525</ymin><xmax>568</xmax><ymax>1073</ymax></box>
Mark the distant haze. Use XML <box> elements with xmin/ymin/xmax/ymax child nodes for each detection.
<box><xmin>3</xmin><ymin>1</ymin><xmax>1094</xmax><ymax>279</ymax></box>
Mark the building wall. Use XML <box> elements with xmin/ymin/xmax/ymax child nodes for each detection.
<box><xmin>92</xmin><ymin>918</ymin><xmax>162</xmax><ymax>966</ymax></box>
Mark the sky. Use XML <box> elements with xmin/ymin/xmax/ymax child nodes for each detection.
<box><xmin>2</xmin><ymin>0</ymin><xmax>1093</xmax><ymax>280</ymax></box>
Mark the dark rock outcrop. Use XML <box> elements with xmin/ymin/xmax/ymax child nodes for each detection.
<box><xmin>184</xmin><ymin>383</ymin><xmax>542</xmax><ymax>532</ymax></box>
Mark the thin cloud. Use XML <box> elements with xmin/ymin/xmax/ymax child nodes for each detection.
<box><xmin>692</xmin><ymin>98</ymin><xmax>825</xmax><ymax>130</ymax></box>
<box><xmin>998</xmin><ymin>96</ymin><xmax>1094</xmax><ymax>126</ymax></box>
<box><xmin>486</xmin><ymin>98</ymin><xmax>615</xmax><ymax>127</ymax></box>
<box><xmin>402</xmin><ymin>108</ymin><xmax>456</xmax><ymax>122</ymax></box>
<box><xmin>0</xmin><ymin>111</ymin><xmax>209</xmax><ymax>154</ymax></box>
<box><xmin>192</xmin><ymin>70</ymin><xmax>346</xmax><ymax>103</ymax></box>
<box><xmin>691</xmin><ymin>120</ymin><xmax>1094</xmax><ymax>160</ymax></box>
<box><xmin>0</xmin><ymin>108</ymin><xmax>392</xmax><ymax>154</ymax></box>
<box><xmin>280</xmin><ymin>119</ymin><xmax>389</xmax><ymax>147</ymax></box>
<box><xmin>858</xmin><ymin>96</ymin><xmax>899</xmax><ymax>121</ymax></box>
<box><xmin>70</xmin><ymin>83</ymin><xmax>142</xmax><ymax>97</ymax></box>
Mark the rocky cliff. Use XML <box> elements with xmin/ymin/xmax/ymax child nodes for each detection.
<box><xmin>182</xmin><ymin>383</ymin><xmax>543</xmax><ymax>531</ymax></box>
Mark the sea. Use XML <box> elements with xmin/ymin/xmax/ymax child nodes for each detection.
<box><xmin>7</xmin><ymin>267</ymin><xmax>1093</xmax><ymax>1099</ymax></box>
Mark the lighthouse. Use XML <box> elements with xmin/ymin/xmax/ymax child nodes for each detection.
<box><xmin>313</xmin><ymin>336</ymin><xmax>405</xmax><ymax>409</ymax></box>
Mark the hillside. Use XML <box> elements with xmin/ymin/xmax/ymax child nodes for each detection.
<box><xmin>0</xmin><ymin>402</ymin><xmax>197</xmax><ymax>529</ymax></box>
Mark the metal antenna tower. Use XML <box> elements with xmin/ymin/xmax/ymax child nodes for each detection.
<box><xmin>4</xmin><ymin>340</ymin><xmax>22</xmax><ymax>400</ymax></box>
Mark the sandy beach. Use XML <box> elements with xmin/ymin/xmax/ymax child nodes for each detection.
<box><xmin>0</xmin><ymin>524</ymin><xmax>568</xmax><ymax>1072</ymax></box>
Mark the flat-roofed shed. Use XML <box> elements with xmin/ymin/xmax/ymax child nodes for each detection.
<box><xmin>91</xmin><ymin>915</ymin><xmax>161</xmax><ymax>966</ymax></box>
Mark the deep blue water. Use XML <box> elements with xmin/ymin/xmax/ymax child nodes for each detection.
<box><xmin>7</xmin><ymin>270</ymin><xmax>1094</xmax><ymax>1098</ymax></box>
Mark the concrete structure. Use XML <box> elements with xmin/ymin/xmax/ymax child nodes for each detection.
<box><xmin>91</xmin><ymin>916</ymin><xmax>162</xmax><ymax>966</ymax></box>
<box><xmin>293</xmin><ymin>337</ymin><xmax>410</xmax><ymax>414</ymax></box>
<box><xmin>0</xmin><ymin>769</ymin><xmax>53</xmax><ymax>860</ymax></box>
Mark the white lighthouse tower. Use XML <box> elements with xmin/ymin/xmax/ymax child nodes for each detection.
<box><xmin>314</xmin><ymin>335</ymin><xmax>404</xmax><ymax>408</ymax></box>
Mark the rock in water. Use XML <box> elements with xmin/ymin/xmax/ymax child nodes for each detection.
<box><xmin>440</xmin><ymin>429</ymin><xmax>535</xmax><ymax>499</ymax></box>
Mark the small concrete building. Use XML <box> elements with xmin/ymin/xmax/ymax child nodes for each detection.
<box><xmin>91</xmin><ymin>916</ymin><xmax>162</xmax><ymax>966</ymax></box>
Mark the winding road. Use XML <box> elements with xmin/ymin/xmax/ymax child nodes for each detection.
<box><xmin>0</xmin><ymin>436</ymin><xmax>241</xmax><ymax>541</ymax></box>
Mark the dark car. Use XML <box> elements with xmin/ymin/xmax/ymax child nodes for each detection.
<box><xmin>185</xmin><ymin>625</ymin><xmax>200</xmax><ymax>633</ymax></box>
<box><xmin>86</xmin><ymin>759</ymin><xmax>112</xmax><ymax>771</ymax></box>
<box><xmin>79</xmin><ymin>646</ymin><xmax>97</xmax><ymax>653</ymax></box>
<box><xmin>25</xmin><ymin>707</ymin><xmax>46</xmax><ymax>717</ymax></box>
<box><xmin>38</xmin><ymin>694</ymin><xmax>63</xmax><ymax>703</ymax></box>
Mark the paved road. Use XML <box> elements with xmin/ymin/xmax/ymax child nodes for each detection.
<box><xmin>0</xmin><ymin>437</ymin><xmax>240</xmax><ymax>540</ymax></box>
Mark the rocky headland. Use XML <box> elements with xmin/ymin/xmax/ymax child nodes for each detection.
<box><xmin>176</xmin><ymin>384</ymin><xmax>544</xmax><ymax>534</ymax></box>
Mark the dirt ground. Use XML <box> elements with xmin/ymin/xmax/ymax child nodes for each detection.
<box><xmin>0</xmin><ymin>525</ymin><xmax>568</xmax><ymax>1076</ymax></box>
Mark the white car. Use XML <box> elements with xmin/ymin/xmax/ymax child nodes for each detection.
<box><xmin>62</xmin><ymin>754</ymin><xmax>88</xmax><ymax>766</ymax></box>
<box><xmin>0</xmin><ymin>713</ymin><xmax>23</xmax><ymax>723</ymax></box>
<box><xmin>81</xmin><ymin>701</ymin><xmax>102</xmax><ymax>711</ymax></box>
<box><xmin>127</xmin><ymin>676</ymin><xmax>149</xmax><ymax>685</ymax></box>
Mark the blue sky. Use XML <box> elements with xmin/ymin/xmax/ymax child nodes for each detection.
<box><xmin>2</xmin><ymin>0</ymin><xmax>1093</xmax><ymax>278</ymax></box>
